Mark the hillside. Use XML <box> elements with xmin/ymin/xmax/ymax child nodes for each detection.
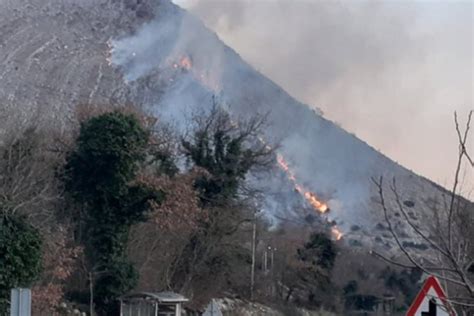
<box><xmin>0</xmin><ymin>0</ymin><xmax>464</xmax><ymax>254</ymax></box>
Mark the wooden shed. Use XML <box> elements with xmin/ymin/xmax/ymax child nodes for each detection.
<box><xmin>119</xmin><ymin>292</ymin><xmax>188</xmax><ymax>316</ymax></box>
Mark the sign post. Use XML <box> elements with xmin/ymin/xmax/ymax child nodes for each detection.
<box><xmin>10</xmin><ymin>288</ymin><xmax>31</xmax><ymax>316</ymax></box>
<box><xmin>407</xmin><ymin>276</ymin><xmax>457</xmax><ymax>316</ymax></box>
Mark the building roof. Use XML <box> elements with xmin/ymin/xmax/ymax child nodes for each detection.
<box><xmin>120</xmin><ymin>291</ymin><xmax>189</xmax><ymax>303</ymax></box>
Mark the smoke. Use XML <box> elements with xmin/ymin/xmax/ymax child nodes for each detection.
<box><xmin>175</xmin><ymin>0</ymin><xmax>473</xmax><ymax>191</ymax></box>
<box><xmin>111</xmin><ymin>0</ymin><xmax>471</xmax><ymax>234</ymax></box>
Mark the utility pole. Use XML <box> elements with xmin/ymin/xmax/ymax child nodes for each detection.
<box><xmin>250</xmin><ymin>210</ymin><xmax>257</xmax><ymax>301</ymax></box>
<box><xmin>89</xmin><ymin>269</ymin><xmax>109</xmax><ymax>316</ymax></box>
<box><xmin>89</xmin><ymin>272</ymin><xmax>94</xmax><ymax>316</ymax></box>
<box><xmin>264</xmin><ymin>249</ymin><xmax>267</xmax><ymax>273</ymax></box>
<box><xmin>270</xmin><ymin>247</ymin><xmax>274</xmax><ymax>271</ymax></box>
<box><xmin>270</xmin><ymin>247</ymin><xmax>276</xmax><ymax>297</ymax></box>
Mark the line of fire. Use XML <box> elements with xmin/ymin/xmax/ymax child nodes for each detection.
<box><xmin>168</xmin><ymin>54</ymin><xmax>343</xmax><ymax>241</ymax></box>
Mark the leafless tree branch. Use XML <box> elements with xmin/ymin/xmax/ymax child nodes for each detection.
<box><xmin>372</xmin><ymin>110</ymin><xmax>474</xmax><ymax>311</ymax></box>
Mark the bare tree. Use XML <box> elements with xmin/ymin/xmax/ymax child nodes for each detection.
<box><xmin>0</xmin><ymin>120</ymin><xmax>82</xmax><ymax>315</ymax></box>
<box><xmin>0</xmin><ymin>126</ymin><xmax>61</xmax><ymax>226</ymax></box>
<box><xmin>127</xmin><ymin>170</ymin><xmax>207</xmax><ymax>291</ymax></box>
<box><xmin>372</xmin><ymin>110</ymin><xmax>474</xmax><ymax>312</ymax></box>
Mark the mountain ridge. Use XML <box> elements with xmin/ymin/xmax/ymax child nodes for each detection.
<box><xmin>0</xmin><ymin>0</ymin><xmax>470</xmax><ymax>252</ymax></box>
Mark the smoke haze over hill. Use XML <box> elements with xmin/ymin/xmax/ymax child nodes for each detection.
<box><xmin>174</xmin><ymin>0</ymin><xmax>473</xmax><ymax>195</ymax></box>
<box><xmin>0</xmin><ymin>0</ymin><xmax>471</xmax><ymax>249</ymax></box>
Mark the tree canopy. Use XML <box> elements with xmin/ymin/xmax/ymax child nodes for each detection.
<box><xmin>0</xmin><ymin>216</ymin><xmax>42</xmax><ymax>313</ymax></box>
<box><xmin>182</xmin><ymin>105</ymin><xmax>272</xmax><ymax>206</ymax></box>
<box><xmin>64</xmin><ymin>111</ymin><xmax>163</xmax><ymax>315</ymax></box>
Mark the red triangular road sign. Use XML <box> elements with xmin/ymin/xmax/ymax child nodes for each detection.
<box><xmin>407</xmin><ymin>276</ymin><xmax>457</xmax><ymax>316</ymax></box>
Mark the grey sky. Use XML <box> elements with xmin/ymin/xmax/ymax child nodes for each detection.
<box><xmin>173</xmin><ymin>0</ymin><xmax>473</xmax><ymax>193</ymax></box>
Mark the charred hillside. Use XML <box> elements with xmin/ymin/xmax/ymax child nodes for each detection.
<box><xmin>0</xmin><ymin>0</ymin><xmax>469</xmax><ymax>253</ymax></box>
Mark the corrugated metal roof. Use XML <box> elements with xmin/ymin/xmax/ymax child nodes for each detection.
<box><xmin>120</xmin><ymin>291</ymin><xmax>188</xmax><ymax>303</ymax></box>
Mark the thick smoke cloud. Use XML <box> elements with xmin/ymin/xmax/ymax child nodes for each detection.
<box><xmin>175</xmin><ymin>0</ymin><xmax>473</xmax><ymax>192</ymax></box>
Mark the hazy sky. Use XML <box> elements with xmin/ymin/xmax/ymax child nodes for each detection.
<box><xmin>173</xmin><ymin>0</ymin><xmax>473</xmax><ymax>193</ymax></box>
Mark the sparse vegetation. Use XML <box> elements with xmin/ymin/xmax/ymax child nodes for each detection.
<box><xmin>0</xmin><ymin>103</ymin><xmax>471</xmax><ymax>315</ymax></box>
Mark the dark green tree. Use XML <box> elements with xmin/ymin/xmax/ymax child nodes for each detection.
<box><xmin>65</xmin><ymin>111</ymin><xmax>149</xmax><ymax>203</ymax></box>
<box><xmin>296</xmin><ymin>232</ymin><xmax>337</xmax><ymax>308</ymax></box>
<box><xmin>64</xmin><ymin>111</ymin><xmax>163</xmax><ymax>315</ymax></box>
<box><xmin>298</xmin><ymin>232</ymin><xmax>337</xmax><ymax>270</ymax></box>
<box><xmin>182</xmin><ymin>105</ymin><xmax>272</xmax><ymax>206</ymax></box>
<box><xmin>0</xmin><ymin>216</ymin><xmax>42</xmax><ymax>313</ymax></box>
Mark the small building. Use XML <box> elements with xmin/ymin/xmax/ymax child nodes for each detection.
<box><xmin>119</xmin><ymin>292</ymin><xmax>188</xmax><ymax>316</ymax></box>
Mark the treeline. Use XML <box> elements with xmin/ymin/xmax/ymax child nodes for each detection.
<box><xmin>0</xmin><ymin>103</ymin><xmax>419</xmax><ymax>315</ymax></box>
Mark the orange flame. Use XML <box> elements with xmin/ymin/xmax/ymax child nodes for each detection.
<box><xmin>331</xmin><ymin>227</ymin><xmax>343</xmax><ymax>241</ymax></box>
<box><xmin>167</xmin><ymin>60</ymin><xmax>341</xmax><ymax>239</ymax></box>
<box><xmin>179</xmin><ymin>56</ymin><xmax>192</xmax><ymax>70</ymax></box>
<box><xmin>170</xmin><ymin>55</ymin><xmax>220</xmax><ymax>91</ymax></box>
<box><xmin>276</xmin><ymin>154</ymin><xmax>328</xmax><ymax>214</ymax></box>
<box><xmin>276</xmin><ymin>153</ymin><xmax>342</xmax><ymax>240</ymax></box>
<box><xmin>173</xmin><ymin>56</ymin><xmax>192</xmax><ymax>70</ymax></box>
<box><xmin>304</xmin><ymin>192</ymin><xmax>329</xmax><ymax>213</ymax></box>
